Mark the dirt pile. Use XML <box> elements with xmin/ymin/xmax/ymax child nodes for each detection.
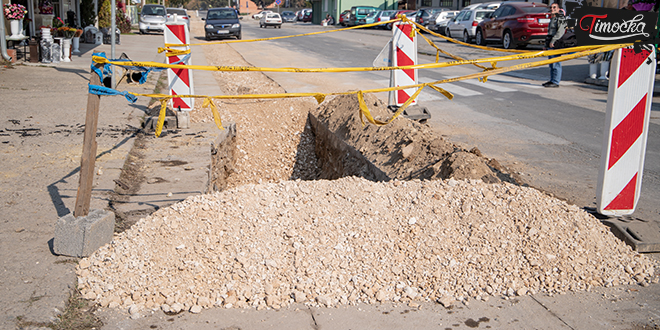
<box><xmin>77</xmin><ymin>177</ymin><xmax>656</xmax><ymax>316</ymax></box>
<box><xmin>313</xmin><ymin>94</ymin><xmax>520</xmax><ymax>183</ymax></box>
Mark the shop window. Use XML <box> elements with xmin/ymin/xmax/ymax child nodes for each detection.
<box><xmin>440</xmin><ymin>0</ymin><xmax>452</xmax><ymax>7</ymax></box>
<box><xmin>422</xmin><ymin>0</ymin><xmax>432</xmax><ymax>6</ymax></box>
<box><xmin>462</xmin><ymin>0</ymin><xmax>470</xmax><ymax>6</ymax></box>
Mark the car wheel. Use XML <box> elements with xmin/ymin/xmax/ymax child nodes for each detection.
<box><xmin>476</xmin><ymin>29</ymin><xmax>486</xmax><ymax>46</ymax></box>
<box><xmin>237</xmin><ymin>32</ymin><xmax>242</xmax><ymax>40</ymax></box>
<box><xmin>502</xmin><ymin>30</ymin><xmax>516</xmax><ymax>49</ymax></box>
<box><xmin>463</xmin><ymin>30</ymin><xmax>470</xmax><ymax>43</ymax></box>
<box><xmin>278</xmin><ymin>25</ymin><xmax>281</xmax><ymax>28</ymax></box>
<box><xmin>205</xmin><ymin>34</ymin><xmax>210</xmax><ymax>41</ymax></box>
<box><xmin>446</xmin><ymin>28</ymin><xmax>452</xmax><ymax>41</ymax></box>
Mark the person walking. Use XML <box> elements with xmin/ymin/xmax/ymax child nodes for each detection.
<box><xmin>543</xmin><ymin>2</ymin><xmax>567</xmax><ymax>88</ymax></box>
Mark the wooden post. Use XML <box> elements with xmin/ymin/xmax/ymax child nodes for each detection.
<box><xmin>74</xmin><ymin>63</ymin><xmax>103</xmax><ymax>217</ymax></box>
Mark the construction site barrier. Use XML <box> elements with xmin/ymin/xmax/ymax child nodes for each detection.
<box><xmin>87</xmin><ymin>17</ymin><xmax>631</xmax><ymax>137</ymax></box>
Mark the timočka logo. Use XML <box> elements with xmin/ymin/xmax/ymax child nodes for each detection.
<box><xmin>574</xmin><ymin>7</ymin><xmax>658</xmax><ymax>46</ymax></box>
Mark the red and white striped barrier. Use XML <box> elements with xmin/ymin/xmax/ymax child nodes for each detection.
<box><xmin>596</xmin><ymin>46</ymin><xmax>656</xmax><ymax>216</ymax></box>
<box><xmin>164</xmin><ymin>22</ymin><xmax>195</xmax><ymax>111</ymax></box>
<box><xmin>389</xmin><ymin>22</ymin><xmax>418</xmax><ymax>107</ymax></box>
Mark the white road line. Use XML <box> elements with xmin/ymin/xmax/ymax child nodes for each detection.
<box><xmin>419</xmin><ymin>77</ymin><xmax>482</xmax><ymax>97</ymax></box>
<box><xmin>460</xmin><ymin>79</ymin><xmax>517</xmax><ymax>92</ymax></box>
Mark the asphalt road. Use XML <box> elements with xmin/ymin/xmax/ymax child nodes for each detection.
<box><xmin>234</xmin><ymin>19</ymin><xmax>660</xmax><ymax>225</ymax></box>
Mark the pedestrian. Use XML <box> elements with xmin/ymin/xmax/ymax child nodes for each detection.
<box><xmin>543</xmin><ymin>2</ymin><xmax>567</xmax><ymax>88</ymax></box>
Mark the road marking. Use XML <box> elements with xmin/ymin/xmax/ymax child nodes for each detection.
<box><xmin>419</xmin><ymin>77</ymin><xmax>483</xmax><ymax>96</ymax></box>
<box><xmin>460</xmin><ymin>79</ymin><xmax>517</xmax><ymax>92</ymax></box>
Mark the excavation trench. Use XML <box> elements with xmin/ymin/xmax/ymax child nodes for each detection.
<box><xmin>80</xmin><ymin>42</ymin><xmax>657</xmax><ymax>316</ymax></box>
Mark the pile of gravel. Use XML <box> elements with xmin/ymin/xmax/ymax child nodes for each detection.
<box><xmin>77</xmin><ymin>177</ymin><xmax>656</xmax><ymax>316</ymax></box>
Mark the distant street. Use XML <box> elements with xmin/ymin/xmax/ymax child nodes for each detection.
<box><xmin>232</xmin><ymin>19</ymin><xmax>660</xmax><ymax>222</ymax></box>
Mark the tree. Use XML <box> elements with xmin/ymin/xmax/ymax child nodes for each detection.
<box><xmin>98</xmin><ymin>0</ymin><xmax>132</xmax><ymax>32</ymax></box>
<box><xmin>80</xmin><ymin>0</ymin><xmax>96</xmax><ymax>27</ymax></box>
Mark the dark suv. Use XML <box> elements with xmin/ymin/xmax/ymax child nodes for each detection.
<box><xmin>475</xmin><ymin>2</ymin><xmax>550</xmax><ymax>49</ymax></box>
<box><xmin>203</xmin><ymin>8</ymin><xmax>241</xmax><ymax>40</ymax></box>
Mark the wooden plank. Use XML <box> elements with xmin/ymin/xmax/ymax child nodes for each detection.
<box><xmin>74</xmin><ymin>64</ymin><xmax>103</xmax><ymax>217</ymax></box>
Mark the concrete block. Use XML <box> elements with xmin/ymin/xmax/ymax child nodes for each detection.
<box><xmin>144</xmin><ymin>116</ymin><xmax>177</xmax><ymax>131</ymax></box>
<box><xmin>176</xmin><ymin>110</ymin><xmax>191</xmax><ymax>129</ymax></box>
<box><xmin>53</xmin><ymin>209</ymin><xmax>115</xmax><ymax>257</ymax></box>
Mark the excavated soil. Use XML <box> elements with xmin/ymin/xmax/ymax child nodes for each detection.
<box><xmin>313</xmin><ymin>93</ymin><xmax>521</xmax><ymax>183</ymax></box>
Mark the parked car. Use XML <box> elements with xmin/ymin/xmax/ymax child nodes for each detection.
<box><xmin>260</xmin><ymin>12</ymin><xmax>282</xmax><ymax>28</ymax></box>
<box><xmin>374</xmin><ymin>9</ymin><xmax>397</xmax><ymax>28</ymax></box>
<box><xmin>252</xmin><ymin>10</ymin><xmax>272</xmax><ymax>20</ymax></box>
<box><xmin>348</xmin><ymin>6</ymin><xmax>378</xmax><ymax>26</ymax></box>
<box><xmin>446</xmin><ymin>4</ymin><xmax>496</xmax><ymax>42</ymax></box>
<box><xmin>203</xmin><ymin>7</ymin><xmax>241</xmax><ymax>40</ymax></box>
<box><xmin>428</xmin><ymin>10</ymin><xmax>458</xmax><ymax>34</ymax></box>
<box><xmin>302</xmin><ymin>10</ymin><xmax>312</xmax><ymax>22</ymax></box>
<box><xmin>386</xmin><ymin>9</ymin><xmax>414</xmax><ymax>29</ymax></box>
<box><xmin>281</xmin><ymin>11</ymin><xmax>296</xmax><ymax>22</ymax></box>
<box><xmin>339</xmin><ymin>9</ymin><xmax>351</xmax><ymax>26</ymax></box>
<box><xmin>415</xmin><ymin>7</ymin><xmax>450</xmax><ymax>28</ymax></box>
<box><xmin>358</xmin><ymin>10</ymin><xmax>379</xmax><ymax>25</ymax></box>
<box><xmin>166</xmin><ymin>8</ymin><xmax>190</xmax><ymax>30</ymax></box>
<box><xmin>475</xmin><ymin>2</ymin><xmax>550</xmax><ymax>49</ymax></box>
<box><xmin>297</xmin><ymin>8</ymin><xmax>312</xmax><ymax>21</ymax></box>
<box><xmin>138</xmin><ymin>4</ymin><xmax>166</xmax><ymax>34</ymax></box>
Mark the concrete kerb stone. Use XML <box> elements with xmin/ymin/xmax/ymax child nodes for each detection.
<box><xmin>53</xmin><ymin>209</ymin><xmax>115</xmax><ymax>258</ymax></box>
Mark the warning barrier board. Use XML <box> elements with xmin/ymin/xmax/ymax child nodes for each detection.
<box><xmin>596</xmin><ymin>46</ymin><xmax>656</xmax><ymax>216</ymax></box>
<box><xmin>164</xmin><ymin>22</ymin><xmax>195</xmax><ymax>111</ymax></box>
<box><xmin>390</xmin><ymin>22</ymin><xmax>418</xmax><ymax>107</ymax></box>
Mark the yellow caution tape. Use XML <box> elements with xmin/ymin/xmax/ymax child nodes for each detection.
<box><xmin>417</xmin><ymin>31</ymin><xmax>488</xmax><ymax>71</ymax></box>
<box><xmin>93</xmin><ymin>45</ymin><xmax>604</xmax><ymax>75</ymax></box>
<box><xmin>202</xmin><ymin>98</ymin><xmax>225</xmax><ymax>131</ymax></box>
<box><xmin>117</xmin><ymin>43</ymin><xmax>626</xmax><ymax>137</ymax></box>
<box><xmin>357</xmin><ymin>90</ymin><xmax>387</xmax><ymax>126</ymax></box>
<box><xmin>156</xmin><ymin>18</ymin><xmax>404</xmax><ymax>53</ymax></box>
<box><xmin>155</xmin><ymin>98</ymin><xmax>169</xmax><ymax>137</ymax></box>
<box><xmin>428</xmin><ymin>85</ymin><xmax>454</xmax><ymax>100</ymax></box>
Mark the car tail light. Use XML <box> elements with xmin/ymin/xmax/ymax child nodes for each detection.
<box><xmin>472</xmin><ymin>21</ymin><xmax>478</xmax><ymax>26</ymax></box>
<box><xmin>517</xmin><ymin>17</ymin><xmax>535</xmax><ymax>22</ymax></box>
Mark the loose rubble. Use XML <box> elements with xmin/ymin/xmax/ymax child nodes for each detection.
<box><xmin>78</xmin><ymin>177</ymin><xmax>656</xmax><ymax>315</ymax></box>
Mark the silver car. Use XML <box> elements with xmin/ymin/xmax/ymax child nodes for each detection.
<box><xmin>429</xmin><ymin>10</ymin><xmax>459</xmax><ymax>34</ymax></box>
<box><xmin>446</xmin><ymin>3</ymin><xmax>498</xmax><ymax>43</ymax></box>
<box><xmin>166</xmin><ymin>8</ymin><xmax>190</xmax><ymax>31</ymax></box>
<box><xmin>139</xmin><ymin>4</ymin><xmax>167</xmax><ymax>34</ymax></box>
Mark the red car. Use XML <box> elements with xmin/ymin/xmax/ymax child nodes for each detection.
<box><xmin>339</xmin><ymin>10</ymin><xmax>350</xmax><ymax>26</ymax></box>
<box><xmin>302</xmin><ymin>10</ymin><xmax>312</xmax><ymax>22</ymax></box>
<box><xmin>475</xmin><ymin>2</ymin><xmax>550</xmax><ymax>49</ymax></box>
<box><xmin>386</xmin><ymin>9</ymin><xmax>414</xmax><ymax>29</ymax></box>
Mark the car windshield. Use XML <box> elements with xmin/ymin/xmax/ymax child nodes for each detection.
<box><xmin>282</xmin><ymin>11</ymin><xmax>294</xmax><ymax>15</ymax></box>
<box><xmin>366</xmin><ymin>12</ymin><xmax>377</xmax><ymax>18</ymax></box>
<box><xmin>520</xmin><ymin>6</ymin><xmax>548</xmax><ymax>13</ymax></box>
<box><xmin>167</xmin><ymin>9</ymin><xmax>186</xmax><ymax>16</ymax></box>
<box><xmin>143</xmin><ymin>6</ymin><xmax>165</xmax><ymax>16</ymax></box>
<box><xmin>475</xmin><ymin>10</ymin><xmax>492</xmax><ymax>19</ymax></box>
<box><xmin>357</xmin><ymin>8</ymin><xmax>374</xmax><ymax>15</ymax></box>
<box><xmin>208</xmin><ymin>10</ymin><xmax>237</xmax><ymax>19</ymax></box>
<box><xmin>267</xmin><ymin>14</ymin><xmax>279</xmax><ymax>18</ymax></box>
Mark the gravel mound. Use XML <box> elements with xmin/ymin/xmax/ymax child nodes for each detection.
<box><xmin>77</xmin><ymin>177</ymin><xmax>656</xmax><ymax>315</ymax></box>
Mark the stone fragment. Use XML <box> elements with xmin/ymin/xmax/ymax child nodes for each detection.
<box><xmin>438</xmin><ymin>296</ymin><xmax>454</xmax><ymax>308</ymax></box>
<box><xmin>171</xmin><ymin>303</ymin><xmax>184</xmax><ymax>313</ymax></box>
<box><xmin>190</xmin><ymin>305</ymin><xmax>202</xmax><ymax>314</ymax></box>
